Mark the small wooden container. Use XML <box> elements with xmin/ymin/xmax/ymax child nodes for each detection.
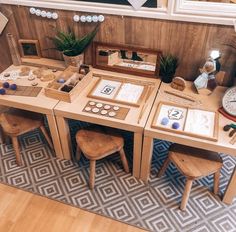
<box><xmin>44</xmin><ymin>66</ymin><xmax>92</xmax><ymax>103</ymax></box>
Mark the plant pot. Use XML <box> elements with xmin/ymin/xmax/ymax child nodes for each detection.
<box><xmin>161</xmin><ymin>75</ymin><xmax>174</xmax><ymax>83</ymax></box>
<box><xmin>63</xmin><ymin>53</ymin><xmax>84</xmax><ymax>67</ymax></box>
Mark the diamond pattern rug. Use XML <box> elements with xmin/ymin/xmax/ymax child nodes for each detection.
<box><xmin>0</xmin><ymin>119</ymin><xmax>236</xmax><ymax>232</ymax></box>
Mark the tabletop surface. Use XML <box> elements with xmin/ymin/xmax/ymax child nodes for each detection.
<box><xmin>0</xmin><ymin>65</ymin><xmax>60</xmax><ymax>114</ymax></box>
<box><xmin>145</xmin><ymin>81</ymin><xmax>236</xmax><ymax>156</ymax></box>
<box><xmin>54</xmin><ymin>68</ymin><xmax>161</xmax><ymax>132</ymax></box>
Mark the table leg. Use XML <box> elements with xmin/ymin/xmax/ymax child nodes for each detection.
<box><xmin>56</xmin><ymin>116</ymin><xmax>73</xmax><ymax>160</ymax></box>
<box><xmin>223</xmin><ymin>167</ymin><xmax>236</xmax><ymax>205</ymax></box>
<box><xmin>46</xmin><ymin>114</ymin><xmax>63</xmax><ymax>159</ymax></box>
<box><xmin>133</xmin><ymin>132</ymin><xmax>143</xmax><ymax>178</ymax></box>
<box><xmin>140</xmin><ymin>136</ymin><xmax>153</xmax><ymax>183</ymax></box>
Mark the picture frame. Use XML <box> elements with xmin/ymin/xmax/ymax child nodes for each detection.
<box><xmin>151</xmin><ymin>101</ymin><xmax>219</xmax><ymax>141</ymax></box>
<box><xmin>92</xmin><ymin>42</ymin><xmax>162</xmax><ymax>78</ymax></box>
<box><xmin>18</xmin><ymin>39</ymin><xmax>41</xmax><ymax>58</ymax></box>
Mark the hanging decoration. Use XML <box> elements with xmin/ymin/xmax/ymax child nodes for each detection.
<box><xmin>127</xmin><ymin>0</ymin><xmax>148</xmax><ymax>10</ymax></box>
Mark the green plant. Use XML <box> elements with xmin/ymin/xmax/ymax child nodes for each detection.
<box><xmin>52</xmin><ymin>25</ymin><xmax>99</xmax><ymax>56</ymax></box>
<box><xmin>160</xmin><ymin>54</ymin><xmax>178</xmax><ymax>78</ymax></box>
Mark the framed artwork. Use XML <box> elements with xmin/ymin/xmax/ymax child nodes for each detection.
<box><xmin>18</xmin><ymin>39</ymin><xmax>41</xmax><ymax>58</ymax></box>
<box><xmin>151</xmin><ymin>102</ymin><xmax>219</xmax><ymax>141</ymax></box>
<box><xmin>88</xmin><ymin>76</ymin><xmax>148</xmax><ymax>107</ymax></box>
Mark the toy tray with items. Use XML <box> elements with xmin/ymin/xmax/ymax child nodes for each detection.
<box><xmin>44</xmin><ymin>65</ymin><xmax>92</xmax><ymax>103</ymax></box>
<box><xmin>151</xmin><ymin>102</ymin><xmax>219</xmax><ymax>141</ymax></box>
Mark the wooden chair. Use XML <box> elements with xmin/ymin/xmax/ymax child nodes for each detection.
<box><xmin>157</xmin><ymin>144</ymin><xmax>223</xmax><ymax>211</ymax></box>
<box><xmin>0</xmin><ymin>108</ymin><xmax>53</xmax><ymax>166</ymax></box>
<box><xmin>76</xmin><ymin>126</ymin><xmax>129</xmax><ymax>189</ymax></box>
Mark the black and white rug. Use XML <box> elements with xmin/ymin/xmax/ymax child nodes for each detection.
<box><xmin>0</xmin><ymin>120</ymin><xmax>235</xmax><ymax>232</ymax></box>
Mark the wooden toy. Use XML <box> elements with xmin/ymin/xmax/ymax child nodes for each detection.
<box><xmin>171</xmin><ymin>76</ymin><xmax>186</xmax><ymax>91</ymax></box>
<box><xmin>82</xmin><ymin>101</ymin><xmax>130</xmax><ymax>120</ymax></box>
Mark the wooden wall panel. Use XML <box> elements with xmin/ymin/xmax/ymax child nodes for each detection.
<box><xmin>0</xmin><ymin>4</ymin><xmax>235</xmax><ymax>85</ymax></box>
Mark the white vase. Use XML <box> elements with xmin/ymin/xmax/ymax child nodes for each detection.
<box><xmin>63</xmin><ymin>53</ymin><xmax>84</xmax><ymax>67</ymax></box>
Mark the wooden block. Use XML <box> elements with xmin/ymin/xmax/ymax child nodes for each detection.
<box><xmin>171</xmin><ymin>77</ymin><xmax>186</xmax><ymax>91</ymax></box>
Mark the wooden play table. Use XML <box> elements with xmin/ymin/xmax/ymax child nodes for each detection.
<box><xmin>0</xmin><ymin>65</ymin><xmax>63</xmax><ymax>158</ymax></box>
<box><xmin>54</xmin><ymin>68</ymin><xmax>161</xmax><ymax>178</ymax></box>
<box><xmin>140</xmin><ymin>81</ymin><xmax>236</xmax><ymax>204</ymax></box>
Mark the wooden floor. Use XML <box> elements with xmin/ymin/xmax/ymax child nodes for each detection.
<box><xmin>0</xmin><ymin>184</ymin><xmax>146</xmax><ymax>232</ymax></box>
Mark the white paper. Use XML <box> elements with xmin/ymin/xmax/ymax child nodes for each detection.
<box><xmin>184</xmin><ymin>109</ymin><xmax>215</xmax><ymax>137</ymax></box>
<box><xmin>127</xmin><ymin>0</ymin><xmax>148</xmax><ymax>10</ymax></box>
<box><xmin>115</xmin><ymin>83</ymin><xmax>144</xmax><ymax>103</ymax></box>
<box><xmin>92</xmin><ymin>79</ymin><xmax>122</xmax><ymax>99</ymax></box>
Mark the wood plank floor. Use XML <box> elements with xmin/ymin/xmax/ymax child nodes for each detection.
<box><xmin>0</xmin><ymin>184</ymin><xmax>146</xmax><ymax>232</ymax></box>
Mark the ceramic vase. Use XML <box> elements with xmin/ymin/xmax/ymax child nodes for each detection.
<box><xmin>63</xmin><ymin>53</ymin><xmax>84</xmax><ymax>67</ymax></box>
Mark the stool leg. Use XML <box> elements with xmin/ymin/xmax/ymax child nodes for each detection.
<box><xmin>157</xmin><ymin>157</ymin><xmax>170</xmax><ymax>177</ymax></box>
<box><xmin>89</xmin><ymin>160</ymin><xmax>96</xmax><ymax>190</ymax></box>
<box><xmin>40</xmin><ymin>126</ymin><xmax>53</xmax><ymax>150</ymax></box>
<box><xmin>180</xmin><ymin>179</ymin><xmax>193</xmax><ymax>211</ymax></box>
<box><xmin>119</xmin><ymin>148</ymin><xmax>129</xmax><ymax>173</ymax></box>
<box><xmin>213</xmin><ymin>170</ymin><xmax>221</xmax><ymax>195</ymax></box>
<box><xmin>12</xmin><ymin>136</ymin><xmax>22</xmax><ymax>166</ymax></box>
<box><xmin>76</xmin><ymin>146</ymin><xmax>81</xmax><ymax>161</ymax></box>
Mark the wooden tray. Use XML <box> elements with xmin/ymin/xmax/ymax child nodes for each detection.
<box><xmin>44</xmin><ymin>66</ymin><xmax>92</xmax><ymax>103</ymax></box>
<box><xmin>82</xmin><ymin>101</ymin><xmax>130</xmax><ymax>120</ymax></box>
<box><xmin>151</xmin><ymin>101</ymin><xmax>219</xmax><ymax>141</ymax></box>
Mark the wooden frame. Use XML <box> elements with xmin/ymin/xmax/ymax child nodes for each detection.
<box><xmin>18</xmin><ymin>39</ymin><xmax>41</xmax><ymax>58</ymax></box>
<box><xmin>88</xmin><ymin>75</ymin><xmax>148</xmax><ymax>107</ymax></box>
<box><xmin>92</xmin><ymin>42</ymin><xmax>162</xmax><ymax>79</ymax></box>
<box><xmin>151</xmin><ymin>101</ymin><xmax>219</xmax><ymax>141</ymax></box>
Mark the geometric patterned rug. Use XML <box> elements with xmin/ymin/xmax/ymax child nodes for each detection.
<box><xmin>0</xmin><ymin>119</ymin><xmax>236</xmax><ymax>232</ymax></box>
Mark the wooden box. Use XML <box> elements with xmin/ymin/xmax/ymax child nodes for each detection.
<box><xmin>44</xmin><ymin>66</ymin><xmax>92</xmax><ymax>103</ymax></box>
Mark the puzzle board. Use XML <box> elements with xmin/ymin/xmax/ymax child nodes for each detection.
<box><xmin>5</xmin><ymin>85</ymin><xmax>42</xmax><ymax>97</ymax></box>
<box><xmin>83</xmin><ymin>101</ymin><xmax>130</xmax><ymax>120</ymax></box>
<box><xmin>88</xmin><ymin>77</ymin><xmax>147</xmax><ymax>107</ymax></box>
<box><xmin>151</xmin><ymin>102</ymin><xmax>219</xmax><ymax>141</ymax></box>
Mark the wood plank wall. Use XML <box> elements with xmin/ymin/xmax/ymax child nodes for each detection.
<box><xmin>0</xmin><ymin>4</ymin><xmax>235</xmax><ymax>85</ymax></box>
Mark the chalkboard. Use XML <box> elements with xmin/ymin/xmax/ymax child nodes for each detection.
<box><xmin>79</xmin><ymin>0</ymin><xmax>157</xmax><ymax>7</ymax></box>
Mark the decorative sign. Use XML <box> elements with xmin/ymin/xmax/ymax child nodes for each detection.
<box><xmin>152</xmin><ymin>102</ymin><xmax>219</xmax><ymax>141</ymax></box>
<box><xmin>127</xmin><ymin>0</ymin><xmax>148</xmax><ymax>10</ymax></box>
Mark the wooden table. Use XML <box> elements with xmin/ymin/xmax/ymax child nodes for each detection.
<box><xmin>140</xmin><ymin>81</ymin><xmax>236</xmax><ymax>204</ymax></box>
<box><xmin>54</xmin><ymin>68</ymin><xmax>161</xmax><ymax>178</ymax></box>
<box><xmin>0</xmin><ymin>65</ymin><xmax>63</xmax><ymax>159</ymax></box>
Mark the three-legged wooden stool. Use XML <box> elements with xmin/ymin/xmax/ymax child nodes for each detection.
<box><xmin>76</xmin><ymin>126</ymin><xmax>129</xmax><ymax>189</ymax></box>
<box><xmin>158</xmin><ymin>144</ymin><xmax>223</xmax><ymax>210</ymax></box>
<box><xmin>0</xmin><ymin>109</ymin><xmax>53</xmax><ymax>165</ymax></box>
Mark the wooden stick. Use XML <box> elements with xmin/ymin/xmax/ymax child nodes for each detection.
<box><xmin>163</xmin><ymin>90</ymin><xmax>196</xmax><ymax>102</ymax></box>
<box><xmin>229</xmin><ymin>134</ymin><xmax>236</xmax><ymax>145</ymax></box>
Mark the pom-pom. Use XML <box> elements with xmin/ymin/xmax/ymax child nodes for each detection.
<box><xmin>172</xmin><ymin>122</ymin><xmax>180</xmax><ymax>129</ymax></box>
<box><xmin>161</xmin><ymin>117</ymin><xmax>169</xmax><ymax>126</ymax></box>
<box><xmin>10</xmin><ymin>84</ymin><xmax>17</xmax><ymax>90</ymax></box>
<box><xmin>57</xmin><ymin>78</ymin><xmax>66</xmax><ymax>83</ymax></box>
<box><xmin>0</xmin><ymin>88</ymin><xmax>6</xmax><ymax>95</ymax></box>
<box><xmin>3</xmin><ymin>82</ymin><xmax>9</xmax><ymax>88</ymax></box>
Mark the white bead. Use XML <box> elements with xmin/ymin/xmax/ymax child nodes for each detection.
<box><xmin>73</xmin><ymin>15</ymin><xmax>80</xmax><ymax>22</ymax></box>
<box><xmin>41</xmin><ymin>10</ymin><xmax>47</xmax><ymax>17</ymax></box>
<box><xmin>80</xmin><ymin>15</ymin><xmax>86</xmax><ymax>22</ymax></box>
<box><xmin>46</xmin><ymin>12</ymin><xmax>52</xmax><ymax>19</ymax></box>
<box><xmin>35</xmin><ymin>9</ymin><xmax>41</xmax><ymax>16</ymax></box>
<box><xmin>52</xmin><ymin>12</ymin><xmax>58</xmax><ymax>19</ymax></box>
<box><xmin>86</xmin><ymin>15</ymin><xmax>92</xmax><ymax>22</ymax></box>
<box><xmin>92</xmin><ymin>15</ymin><xmax>98</xmax><ymax>22</ymax></box>
<box><xmin>29</xmin><ymin>7</ymin><xmax>36</xmax><ymax>14</ymax></box>
<box><xmin>98</xmin><ymin>15</ymin><xmax>105</xmax><ymax>22</ymax></box>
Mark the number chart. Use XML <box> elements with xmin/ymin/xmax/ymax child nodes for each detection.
<box><xmin>151</xmin><ymin>102</ymin><xmax>219</xmax><ymax>141</ymax></box>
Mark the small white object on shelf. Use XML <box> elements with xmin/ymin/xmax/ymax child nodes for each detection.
<box><xmin>29</xmin><ymin>7</ymin><xmax>36</xmax><ymax>14</ymax></box>
<box><xmin>52</xmin><ymin>13</ymin><xmax>58</xmax><ymax>19</ymax></box>
<box><xmin>73</xmin><ymin>15</ymin><xmax>80</xmax><ymax>22</ymax></box>
<box><xmin>86</xmin><ymin>15</ymin><xmax>92</xmax><ymax>22</ymax></box>
<box><xmin>80</xmin><ymin>15</ymin><xmax>86</xmax><ymax>22</ymax></box>
<box><xmin>41</xmin><ymin>11</ymin><xmax>47</xmax><ymax>17</ymax></box>
<box><xmin>98</xmin><ymin>15</ymin><xmax>105</xmax><ymax>22</ymax></box>
<box><xmin>92</xmin><ymin>15</ymin><xmax>98</xmax><ymax>22</ymax></box>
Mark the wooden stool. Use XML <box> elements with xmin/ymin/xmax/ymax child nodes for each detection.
<box><xmin>0</xmin><ymin>109</ymin><xmax>53</xmax><ymax>165</ymax></box>
<box><xmin>157</xmin><ymin>144</ymin><xmax>223</xmax><ymax>210</ymax></box>
<box><xmin>76</xmin><ymin>126</ymin><xmax>129</xmax><ymax>189</ymax></box>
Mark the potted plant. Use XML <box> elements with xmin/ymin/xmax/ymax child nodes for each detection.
<box><xmin>160</xmin><ymin>54</ymin><xmax>178</xmax><ymax>83</ymax></box>
<box><xmin>52</xmin><ymin>25</ymin><xmax>99</xmax><ymax>67</ymax></box>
